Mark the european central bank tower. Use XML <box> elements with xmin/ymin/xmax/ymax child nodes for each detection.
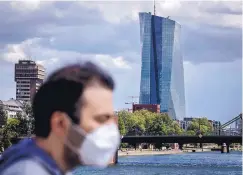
<box><xmin>139</xmin><ymin>12</ymin><xmax>186</xmax><ymax>120</ymax></box>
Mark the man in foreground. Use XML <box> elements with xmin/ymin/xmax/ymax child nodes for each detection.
<box><xmin>0</xmin><ymin>62</ymin><xmax>120</xmax><ymax>175</ymax></box>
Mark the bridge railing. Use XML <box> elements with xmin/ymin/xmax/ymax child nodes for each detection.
<box><xmin>208</xmin><ymin>114</ymin><xmax>242</xmax><ymax>136</ymax></box>
<box><xmin>124</xmin><ymin>132</ymin><xmax>221</xmax><ymax>137</ymax></box>
<box><xmin>210</xmin><ymin>129</ymin><xmax>242</xmax><ymax>136</ymax></box>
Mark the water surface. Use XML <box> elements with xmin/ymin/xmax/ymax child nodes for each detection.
<box><xmin>74</xmin><ymin>151</ymin><xmax>242</xmax><ymax>175</ymax></box>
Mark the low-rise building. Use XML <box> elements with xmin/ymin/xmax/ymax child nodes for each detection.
<box><xmin>208</xmin><ymin>120</ymin><xmax>221</xmax><ymax>134</ymax></box>
<box><xmin>132</xmin><ymin>104</ymin><xmax>160</xmax><ymax>113</ymax></box>
<box><xmin>178</xmin><ymin>117</ymin><xmax>221</xmax><ymax>132</ymax></box>
<box><xmin>0</xmin><ymin>98</ymin><xmax>24</xmax><ymax>118</ymax></box>
<box><xmin>179</xmin><ymin>120</ymin><xmax>191</xmax><ymax>131</ymax></box>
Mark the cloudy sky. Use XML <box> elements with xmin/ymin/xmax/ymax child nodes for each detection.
<box><xmin>0</xmin><ymin>1</ymin><xmax>242</xmax><ymax>123</ymax></box>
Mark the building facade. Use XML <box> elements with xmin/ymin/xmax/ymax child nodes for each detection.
<box><xmin>179</xmin><ymin>120</ymin><xmax>191</xmax><ymax>131</ymax></box>
<box><xmin>133</xmin><ymin>104</ymin><xmax>160</xmax><ymax>113</ymax></box>
<box><xmin>138</xmin><ymin>12</ymin><xmax>186</xmax><ymax>120</ymax></box>
<box><xmin>0</xmin><ymin>98</ymin><xmax>24</xmax><ymax>119</ymax></box>
<box><xmin>235</xmin><ymin>116</ymin><xmax>242</xmax><ymax>133</ymax></box>
<box><xmin>15</xmin><ymin>60</ymin><xmax>45</xmax><ymax>102</ymax></box>
<box><xmin>208</xmin><ymin>120</ymin><xmax>221</xmax><ymax>134</ymax></box>
<box><xmin>179</xmin><ymin>117</ymin><xmax>221</xmax><ymax>133</ymax></box>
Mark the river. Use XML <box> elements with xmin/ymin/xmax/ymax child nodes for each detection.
<box><xmin>73</xmin><ymin>151</ymin><xmax>242</xmax><ymax>175</ymax></box>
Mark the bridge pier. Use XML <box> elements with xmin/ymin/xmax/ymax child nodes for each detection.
<box><xmin>227</xmin><ymin>144</ymin><xmax>230</xmax><ymax>153</ymax></box>
<box><xmin>200</xmin><ymin>143</ymin><xmax>203</xmax><ymax>151</ymax></box>
<box><xmin>178</xmin><ymin>143</ymin><xmax>183</xmax><ymax>150</ymax></box>
<box><xmin>221</xmin><ymin>143</ymin><xmax>230</xmax><ymax>153</ymax></box>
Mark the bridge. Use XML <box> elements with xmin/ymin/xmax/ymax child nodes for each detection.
<box><xmin>121</xmin><ymin>135</ymin><xmax>242</xmax><ymax>145</ymax></box>
<box><xmin>121</xmin><ymin>135</ymin><xmax>241</xmax><ymax>152</ymax></box>
<box><xmin>120</xmin><ymin>114</ymin><xmax>242</xmax><ymax>153</ymax></box>
<box><xmin>216</xmin><ymin>113</ymin><xmax>242</xmax><ymax>136</ymax></box>
<box><xmin>7</xmin><ymin>113</ymin><xmax>242</xmax><ymax>162</ymax></box>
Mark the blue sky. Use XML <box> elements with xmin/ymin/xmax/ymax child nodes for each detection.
<box><xmin>0</xmin><ymin>1</ymin><xmax>242</xmax><ymax>123</ymax></box>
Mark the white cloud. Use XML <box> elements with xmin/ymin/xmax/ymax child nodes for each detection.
<box><xmin>1</xmin><ymin>37</ymin><xmax>42</xmax><ymax>63</ymax></box>
<box><xmin>78</xmin><ymin>1</ymin><xmax>241</xmax><ymax>28</ymax></box>
<box><xmin>10</xmin><ymin>1</ymin><xmax>43</xmax><ymax>12</ymax></box>
<box><xmin>0</xmin><ymin>1</ymin><xmax>241</xmax><ymax>122</ymax></box>
<box><xmin>0</xmin><ymin>37</ymin><xmax>132</xmax><ymax>71</ymax></box>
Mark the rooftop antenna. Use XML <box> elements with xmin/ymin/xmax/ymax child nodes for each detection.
<box><xmin>25</xmin><ymin>46</ymin><xmax>33</xmax><ymax>61</ymax></box>
<box><xmin>153</xmin><ymin>0</ymin><xmax>156</xmax><ymax>15</ymax></box>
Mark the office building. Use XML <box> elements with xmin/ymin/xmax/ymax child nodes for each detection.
<box><xmin>138</xmin><ymin>12</ymin><xmax>185</xmax><ymax>120</ymax></box>
<box><xmin>15</xmin><ymin>60</ymin><xmax>45</xmax><ymax>102</ymax></box>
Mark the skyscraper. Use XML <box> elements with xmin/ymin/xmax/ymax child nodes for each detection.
<box><xmin>15</xmin><ymin>60</ymin><xmax>45</xmax><ymax>102</ymax></box>
<box><xmin>139</xmin><ymin>12</ymin><xmax>186</xmax><ymax>120</ymax></box>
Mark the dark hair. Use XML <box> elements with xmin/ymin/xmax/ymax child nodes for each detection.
<box><xmin>32</xmin><ymin>62</ymin><xmax>115</xmax><ymax>138</ymax></box>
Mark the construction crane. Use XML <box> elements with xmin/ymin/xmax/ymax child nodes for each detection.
<box><xmin>127</xmin><ymin>96</ymin><xmax>139</xmax><ymax>104</ymax></box>
<box><xmin>153</xmin><ymin>0</ymin><xmax>156</xmax><ymax>15</ymax></box>
<box><xmin>125</xmin><ymin>96</ymin><xmax>139</xmax><ymax>112</ymax></box>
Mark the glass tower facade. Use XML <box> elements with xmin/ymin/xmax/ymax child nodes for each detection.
<box><xmin>139</xmin><ymin>12</ymin><xmax>186</xmax><ymax>120</ymax></box>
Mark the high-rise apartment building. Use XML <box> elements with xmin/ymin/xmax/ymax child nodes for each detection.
<box><xmin>15</xmin><ymin>60</ymin><xmax>45</xmax><ymax>102</ymax></box>
<box><xmin>139</xmin><ymin>12</ymin><xmax>186</xmax><ymax>120</ymax></box>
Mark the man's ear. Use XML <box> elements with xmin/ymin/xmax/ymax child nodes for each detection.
<box><xmin>50</xmin><ymin>111</ymin><xmax>70</xmax><ymax>137</ymax></box>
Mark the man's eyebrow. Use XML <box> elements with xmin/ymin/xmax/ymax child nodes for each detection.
<box><xmin>94</xmin><ymin>113</ymin><xmax>113</xmax><ymax>118</ymax></box>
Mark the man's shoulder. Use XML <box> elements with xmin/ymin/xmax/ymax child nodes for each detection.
<box><xmin>2</xmin><ymin>159</ymin><xmax>51</xmax><ymax>175</ymax></box>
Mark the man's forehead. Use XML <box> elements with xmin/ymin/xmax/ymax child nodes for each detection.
<box><xmin>81</xmin><ymin>86</ymin><xmax>113</xmax><ymax>111</ymax></box>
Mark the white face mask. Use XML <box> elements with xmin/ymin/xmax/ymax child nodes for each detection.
<box><xmin>69</xmin><ymin>123</ymin><xmax>120</xmax><ymax>168</ymax></box>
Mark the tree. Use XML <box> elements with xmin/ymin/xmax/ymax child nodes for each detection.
<box><xmin>146</xmin><ymin>113</ymin><xmax>175</xmax><ymax>135</ymax></box>
<box><xmin>186</xmin><ymin>130</ymin><xmax>196</xmax><ymax>136</ymax></box>
<box><xmin>118</xmin><ymin>110</ymin><xmax>134</xmax><ymax>135</ymax></box>
<box><xmin>4</xmin><ymin>118</ymin><xmax>20</xmax><ymax>138</ymax></box>
<box><xmin>16</xmin><ymin>112</ymin><xmax>29</xmax><ymax>136</ymax></box>
<box><xmin>118</xmin><ymin>109</ymin><xmax>185</xmax><ymax>136</ymax></box>
<box><xmin>0</xmin><ymin>118</ymin><xmax>20</xmax><ymax>150</ymax></box>
<box><xmin>22</xmin><ymin>102</ymin><xmax>34</xmax><ymax>134</ymax></box>
<box><xmin>0</xmin><ymin>105</ymin><xmax>7</xmax><ymax>127</ymax></box>
<box><xmin>0</xmin><ymin>127</ymin><xmax>12</xmax><ymax>151</ymax></box>
<box><xmin>123</xmin><ymin>110</ymin><xmax>147</xmax><ymax>136</ymax></box>
<box><xmin>187</xmin><ymin>118</ymin><xmax>213</xmax><ymax>135</ymax></box>
<box><xmin>118</xmin><ymin>116</ymin><xmax>126</xmax><ymax>135</ymax></box>
<box><xmin>171</xmin><ymin>121</ymin><xmax>183</xmax><ymax>135</ymax></box>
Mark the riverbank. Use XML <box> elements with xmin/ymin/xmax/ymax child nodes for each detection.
<box><xmin>118</xmin><ymin>149</ymin><xmax>183</xmax><ymax>157</ymax></box>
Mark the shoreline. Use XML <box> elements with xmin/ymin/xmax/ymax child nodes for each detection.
<box><xmin>118</xmin><ymin>150</ymin><xmax>183</xmax><ymax>157</ymax></box>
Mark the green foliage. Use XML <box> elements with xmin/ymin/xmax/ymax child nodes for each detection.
<box><xmin>0</xmin><ymin>127</ymin><xmax>12</xmax><ymax>151</ymax></box>
<box><xmin>22</xmin><ymin>102</ymin><xmax>34</xmax><ymax>133</ymax></box>
<box><xmin>187</xmin><ymin>118</ymin><xmax>213</xmax><ymax>136</ymax></box>
<box><xmin>16</xmin><ymin>112</ymin><xmax>29</xmax><ymax>136</ymax></box>
<box><xmin>0</xmin><ymin>118</ymin><xmax>20</xmax><ymax>151</ymax></box>
<box><xmin>0</xmin><ymin>105</ymin><xmax>7</xmax><ymax>126</ymax></box>
<box><xmin>5</xmin><ymin>118</ymin><xmax>20</xmax><ymax>138</ymax></box>
<box><xmin>186</xmin><ymin>130</ymin><xmax>196</xmax><ymax>136</ymax></box>
<box><xmin>118</xmin><ymin>115</ymin><xmax>126</xmax><ymax>135</ymax></box>
<box><xmin>117</xmin><ymin>110</ymin><xmax>184</xmax><ymax>136</ymax></box>
<box><xmin>0</xmin><ymin>103</ymin><xmax>34</xmax><ymax>152</ymax></box>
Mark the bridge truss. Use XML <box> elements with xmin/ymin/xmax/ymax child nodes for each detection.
<box><xmin>212</xmin><ymin>113</ymin><xmax>242</xmax><ymax>136</ymax></box>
